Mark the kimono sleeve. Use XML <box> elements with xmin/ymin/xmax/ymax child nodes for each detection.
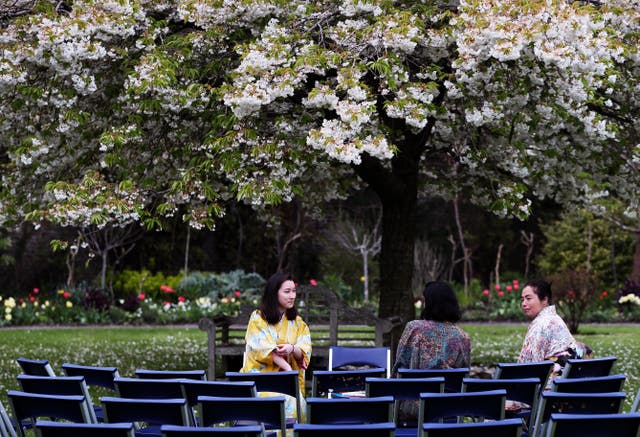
<box><xmin>244</xmin><ymin>310</ymin><xmax>277</xmax><ymax>366</ymax></box>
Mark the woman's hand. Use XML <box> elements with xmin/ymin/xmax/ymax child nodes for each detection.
<box><xmin>275</xmin><ymin>343</ymin><xmax>294</xmax><ymax>357</ymax></box>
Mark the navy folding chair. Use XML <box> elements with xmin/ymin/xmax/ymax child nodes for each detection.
<box><xmin>17</xmin><ymin>374</ymin><xmax>98</xmax><ymax>423</ymax></box>
<box><xmin>293</xmin><ymin>422</ymin><xmax>396</xmax><ymax>436</ymax></box>
<box><xmin>101</xmin><ymin>396</ymin><xmax>192</xmax><ymax>437</ymax></box>
<box><xmin>305</xmin><ymin>396</ymin><xmax>394</xmax><ymax>425</ymax></box>
<box><xmin>7</xmin><ymin>390</ymin><xmax>95</xmax><ymax>437</ymax></box>
<box><xmin>398</xmin><ymin>368</ymin><xmax>469</xmax><ymax>392</ymax></box>
<box><xmin>530</xmin><ymin>391</ymin><xmax>626</xmax><ymax>437</ymax></box>
<box><xmin>329</xmin><ymin>346</ymin><xmax>391</xmax><ymax>378</ymax></box>
<box><xmin>0</xmin><ymin>399</ymin><xmax>17</xmax><ymax>437</ymax></box>
<box><xmin>160</xmin><ymin>424</ymin><xmax>265</xmax><ymax>436</ymax></box>
<box><xmin>136</xmin><ymin>369</ymin><xmax>206</xmax><ymax>380</ymax></box>
<box><xmin>62</xmin><ymin>363</ymin><xmax>120</xmax><ymax>391</ymax></box>
<box><xmin>115</xmin><ymin>377</ymin><xmax>186</xmax><ymax>399</ymax></box>
<box><xmin>494</xmin><ymin>361</ymin><xmax>553</xmax><ymax>386</ymax></box>
<box><xmin>197</xmin><ymin>396</ymin><xmax>286</xmax><ymax>437</ymax></box>
<box><xmin>462</xmin><ymin>377</ymin><xmax>540</xmax><ymax>429</ymax></box>
<box><xmin>421</xmin><ymin>417</ymin><xmax>522</xmax><ymax>437</ymax></box>
<box><xmin>225</xmin><ymin>371</ymin><xmax>301</xmax><ymax>423</ymax></box>
<box><xmin>419</xmin><ymin>389</ymin><xmax>506</xmax><ymax>427</ymax></box>
<box><xmin>551</xmin><ymin>374</ymin><xmax>625</xmax><ymax>393</ymax></box>
<box><xmin>16</xmin><ymin>358</ymin><xmax>55</xmax><ymax>377</ymax></box>
<box><xmin>546</xmin><ymin>412</ymin><xmax>640</xmax><ymax>437</ymax></box>
<box><xmin>35</xmin><ymin>420</ymin><xmax>136</xmax><ymax>437</ymax></box>
<box><xmin>561</xmin><ymin>356</ymin><xmax>616</xmax><ymax>378</ymax></box>
<box><xmin>180</xmin><ymin>380</ymin><xmax>256</xmax><ymax>414</ymax></box>
<box><xmin>366</xmin><ymin>377</ymin><xmax>444</xmax><ymax>434</ymax></box>
<box><xmin>312</xmin><ymin>368</ymin><xmax>386</xmax><ymax>397</ymax></box>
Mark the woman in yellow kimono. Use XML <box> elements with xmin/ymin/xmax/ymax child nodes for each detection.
<box><xmin>241</xmin><ymin>272</ymin><xmax>312</xmax><ymax>425</ymax></box>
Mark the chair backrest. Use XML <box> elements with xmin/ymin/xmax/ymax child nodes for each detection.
<box><xmin>101</xmin><ymin>396</ymin><xmax>192</xmax><ymax>428</ymax></box>
<box><xmin>366</xmin><ymin>377</ymin><xmax>445</xmax><ymax>400</ymax></box>
<box><xmin>365</xmin><ymin>377</ymin><xmax>443</xmax><ymax>427</ymax></box>
<box><xmin>422</xmin><ymin>417</ymin><xmax>522</xmax><ymax>437</ymax></box>
<box><xmin>197</xmin><ymin>396</ymin><xmax>286</xmax><ymax>437</ymax></box>
<box><xmin>225</xmin><ymin>371</ymin><xmax>300</xmax><ymax>422</ymax></box>
<box><xmin>115</xmin><ymin>377</ymin><xmax>186</xmax><ymax>399</ymax></box>
<box><xmin>35</xmin><ymin>420</ymin><xmax>136</xmax><ymax>437</ymax></box>
<box><xmin>419</xmin><ymin>389</ymin><xmax>506</xmax><ymax>426</ymax></box>
<box><xmin>0</xmin><ymin>399</ymin><xmax>18</xmax><ymax>437</ymax></box>
<box><xmin>7</xmin><ymin>390</ymin><xmax>94</xmax><ymax>437</ymax></box>
<box><xmin>293</xmin><ymin>422</ymin><xmax>396</xmax><ymax>437</ymax></box>
<box><xmin>160</xmin><ymin>424</ymin><xmax>265</xmax><ymax>436</ymax></box>
<box><xmin>397</xmin><ymin>368</ymin><xmax>470</xmax><ymax>392</ymax></box>
<box><xmin>494</xmin><ymin>361</ymin><xmax>553</xmax><ymax>385</ymax></box>
<box><xmin>311</xmin><ymin>368</ymin><xmax>386</xmax><ymax>397</ymax></box>
<box><xmin>462</xmin><ymin>377</ymin><xmax>540</xmax><ymax>421</ymax></box>
<box><xmin>329</xmin><ymin>347</ymin><xmax>391</xmax><ymax>378</ymax></box>
<box><xmin>531</xmin><ymin>391</ymin><xmax>626</xmax><ymax>437</ymax></box>
<box><xmin>551</xmin><ymin>374</ymin><xmax>626</xmax><ymax>393</ymax></box>
<box><xmin>16</xmin><ymin>358</ymin><xmax>55</xmax><ymax>377</ymax></box>
<box><xmin>180</xmin><ymin>380</ymin><xmax>257</xmax><ymax>408</ymax></box>
<box><xmin>561</xmin><ymin>356</ymin><xmax>617</xmax><ymax>378</ymax></box>
<box><xmin>135</xmin><ymin>369</ymin><xmax>207</xmax><ymax>380</ymax></box>
<box><xmin>546</xmin><ymin>412</ymin><xmax>640</xmax><ymax>437</ymax></box>
<box><xmin>305</xmin><ymin>396</ymin><xmax>394</xmax><ymax>425</ymax></box>
<box><xmin>62</xmin><ymin>363</ymin><xmax>120</xmax><ymax>391</ymax></box>
<box><xmin>17</xmin><ymin>375</ymin><xmax>98</xmax><ymax>422</ymax></box>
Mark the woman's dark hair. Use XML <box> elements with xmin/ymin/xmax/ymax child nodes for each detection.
<box><xmin>524</xmin><ymin>279</ymin><xmax>553</xmax><ymax>304</ymax></box>
<box><xmin>420</xmin><ymin>281</ymin><xmax>462</xmax><ymax>323</ymax></box>
<box><xmin>259</xmin><ymin>272</ymin><xmax>298</xmax><ymax>324</ymax></box>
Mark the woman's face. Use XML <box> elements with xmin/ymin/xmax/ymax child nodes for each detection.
<box><xmin>521</xmin><ymin>285</ymin><xmax>548</xmax><ymax>319</ymax></box>
<box><xmin>277</xmin><ymin>280</ymin><xmax>297</xmax><ymax>313</ymax></box>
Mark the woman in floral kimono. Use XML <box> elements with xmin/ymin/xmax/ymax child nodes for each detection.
<box><xmin>519</xmin><ymin>279</ymin><xmax>592</xmax><ymax>383</ymax></box>
<box><xmin>241</xmin><ymin>272</ymin><xmax>312</xmax><ymax>425</ymax></box>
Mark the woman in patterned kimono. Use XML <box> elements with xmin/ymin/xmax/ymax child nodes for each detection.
<box><xmin>391</xmin><ymin>280</ymin><xmax>471</xmax><ymax>421</ymax></box>
<box><xmin>240</xmin><ymin>272</ymin><xmax>312</xmax><ymax>424</ymax></box>
<box><xmin>519</xmin><ymin>279</ymin><xmax>591</xmax><ymax>381</ymax></box>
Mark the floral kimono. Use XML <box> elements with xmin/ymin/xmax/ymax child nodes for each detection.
<box><xmin>518</xmin><ymin>305</ymin><xmax>592</xmax><ymax>383</ymax></box>
<box><xmin>240</xmin><ymin>309</ymin><xmax>312</xmax><ymax>425</ymax></box>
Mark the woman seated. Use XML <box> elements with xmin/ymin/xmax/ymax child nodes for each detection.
<box><xmin>240</xmin><ymin>272</ymin><xmax>312</xmax><ymax>424</ymax></box>
<box><xmin>519</xmin><ymin>279</ymin><xmax>591</xmax><ymax>381</ymax></box>
<box><xmin>391</xmin><ymin>281</ymin><xmax>471</xmax><ymax>421</ymax></box>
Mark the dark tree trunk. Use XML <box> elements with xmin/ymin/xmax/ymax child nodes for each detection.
<box><xmin>354</xmin><ymin>138</ymin><xmax>421</xmax><ymax>327</ymax></box>
<box><xmin>378</xmin><ymin>188</ymin><xmax>417</xmax><ymax>323</ymax></box>
<box><xmin>632</xmin><ymin>231</ymin><xmax>640</xmax><ymax>282</ymax></box>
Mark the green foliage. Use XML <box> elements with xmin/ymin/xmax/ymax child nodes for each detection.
<box><xmin>319</xmin><ymin>274</ymin><xmax>366</xmax><ymax>307</ymax></box>
<box><xmin>110</xmin><ymin>269</ymin><xmax>183</xmax><ymax>300</ymax></box>
<box><xmin>537</xmin><ymin>209</ymin><xmax>634</xmax><ymax>286</ymax></box>
<box><xmin>178</xmin><ymin>269</ymin><xmax>265</xmax><ymax>302</ymax></box>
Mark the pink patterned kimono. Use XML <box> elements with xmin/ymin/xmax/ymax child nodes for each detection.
<box><xmin>518</xmin><ymin>305</ymin><xmax>576</xmax><ymax>363</ymax></box>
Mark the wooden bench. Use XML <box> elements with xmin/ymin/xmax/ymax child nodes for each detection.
<box><xmin>198</xmin><ymin>284</ymin><xmax>402</xmax><ymax>379</ymax></box>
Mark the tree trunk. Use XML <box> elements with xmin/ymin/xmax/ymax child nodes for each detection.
<box><xmin>632</xmin><ymin>230</ymin><xmax>640</xmax><ymax>282</ymax></box>
<box><xmin>378</xmin><ymin>192</ymin><xmax>417</xmax><ymax>323</ymax></box>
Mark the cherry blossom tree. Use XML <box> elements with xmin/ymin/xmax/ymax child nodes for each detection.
<box><xmin>1</xmin><ymin>0</ymin><xmax>638</xmax><ymax>326</ymax></box>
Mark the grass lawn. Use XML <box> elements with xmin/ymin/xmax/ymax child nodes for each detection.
<box><xmin>0</xmin><ymin>323</ymin><xmax>637</xmax><ymax>414</ymax></box>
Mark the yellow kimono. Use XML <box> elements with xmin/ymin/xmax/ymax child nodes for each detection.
<box><xmin>240</xmin><ymin>309</ymin><xmax>312</xmax><ymax>423</ymax></box>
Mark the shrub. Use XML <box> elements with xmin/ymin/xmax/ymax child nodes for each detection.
<box><xmin>548</xmin><ymin>269</ymin><xmax>600</xmax><ymax>334</ymax></box>
<box><xmin>179</xmin><ymin>270</ymin><xmax>265</xmax><ymax>302</ymax></box>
